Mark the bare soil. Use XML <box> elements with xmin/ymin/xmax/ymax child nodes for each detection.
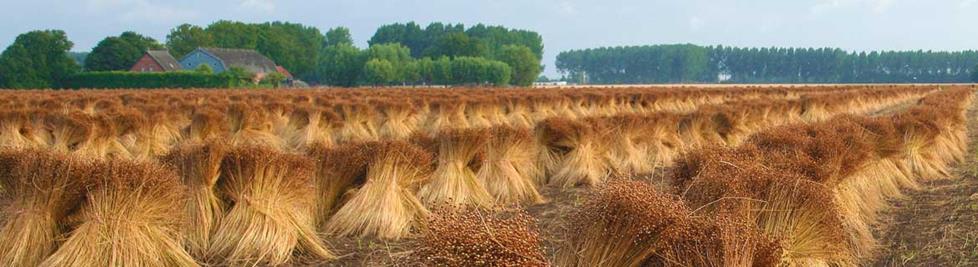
<box><xmin>872</xmin><ymin>98</ymin><xmax>978</xmax><ymax>266</ymax></box>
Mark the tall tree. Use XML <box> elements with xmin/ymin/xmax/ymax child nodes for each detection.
<box><xmin>556</xmin><ymin>44</ymin><xmax>978</xmax><ymax>84</ymax></box>
<box><xmin>325</xmin><ymin>27</ymin><xmax>353</xmax><ymax>47</ymax></box>
<box><xmin>166</xmin><ymin>24</ymin><xmax>213</xmax><ymax>58</ymax></box>
<box><xmin>425</xmin><ymin>32</ymin><xmax>488</xmax><ymax>58</ymax></box>
<box><xmin>317</xmin><ymin>43</ymin><xmax>365</xmax><ymax>87</ymax></box>
<box><xmin>85</xmin><ymin>31</ymin><xmax>164</xmax><ymax>71</ymax></box>
<box><xmin>254</xmin><ymin>22</ymin><xmax>325</xmax><ymax>81</ymax></box>
<box><xmin>365</xmin><ymin>43</ymin><xmax>414</xmax><ymax>84</ymax></box>
<box><xmin>363</xmin><ymin>58</ymin><xmax>396</xmax><ymax>85</ymax></box>
<box><xmin>0</xmin><ymin>30</ymin><xmax>79</xmax><ymax>88</ymax></box>
<box><xmin>972</xmin><ymin>64</ymin><xmax>978</xmax><ymax>82</ymax></box>
<box><xmin>207</xmin><ymin>20</ymin><xmax>260</xmax><ymax>49</ymax></box>
<box><xmin>496</xmin><ymin>45</ymin><xmax>541</xmax><ymax>86</ymax></box>
<box><xmin>368</xmin><ymin>22</ymin><xmax>426</xmax><ymax>57</ymax></box>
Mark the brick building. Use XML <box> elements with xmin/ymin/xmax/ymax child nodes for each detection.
<box><xmin>129</xmin><ymin>50</ymin><xmax>182</xmax><ymax>72</ymax></box>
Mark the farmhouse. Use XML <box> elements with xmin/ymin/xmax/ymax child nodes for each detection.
<box><xmin>179</xmin><ymin>47</ymin><xmax>290</xmax><ymax>81</ymax></box>
<box><xmin>129</xmin><ymin>50</ymin><xmax>182</xmax><ymax>72</ymax></box>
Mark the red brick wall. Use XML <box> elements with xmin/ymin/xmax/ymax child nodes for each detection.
<box><xmin>129</xmin><ymin>54</ymin><xmax>164</xmax><ymax>72</ymax></box>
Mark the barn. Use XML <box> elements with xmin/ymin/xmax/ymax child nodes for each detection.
<box><xmin>179</xmin><ymin>47</ymin><xmax>288</xmax><ymax>81</ymax></box>
<box><xmin>129</xmin><ymin>50</ymin><xmax>182</xmax><ymax>72</ymax></box>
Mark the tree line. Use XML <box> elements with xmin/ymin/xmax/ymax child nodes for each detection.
<box><xmin>556</xmin><ymin>44</ymin><xmax>978</xmax><ymax>84</ymax></box>
<box><xmin>0</xmin><ymin>21</ymin><xmax>544</xmax><ymax>89</ymax></box>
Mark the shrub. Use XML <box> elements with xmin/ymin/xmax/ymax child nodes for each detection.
<box><xmin>60</xmin><ymin>71</ymin><xmax>250</xmax><ymax>89</ymax></box>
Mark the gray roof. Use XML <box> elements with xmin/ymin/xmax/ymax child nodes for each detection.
<box><xmin>199</xmin><ymin>48</ymin><xmax>278</xmax><ymax>74</ymax></box>
<box><xmin>146</xmin><ymin>50</ymin><xmax>181</xmax><ymax>71</ymax></box>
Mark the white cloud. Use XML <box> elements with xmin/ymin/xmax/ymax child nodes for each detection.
<box><xmin>240</xmin><ymin>0</ymin><xmax>276</xmax><ymax>12</ymax></box>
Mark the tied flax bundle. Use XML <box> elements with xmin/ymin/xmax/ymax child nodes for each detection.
<box><xmin>0</xmin><ymin>149</ymin><xmax>88</xmax><ymax>266</ymax></box>
<box><xmin>207</xmin><ymin>145</ymin><xmax>334</xmax><ymax>265</ymax></box>
<box><xmin>40</xmin><ymin>159</ymin><xmax>197</xmax><ymax>266</ymax></box>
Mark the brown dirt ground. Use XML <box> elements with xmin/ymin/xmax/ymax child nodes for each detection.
<box><xmin>872</xmin><ymin>96</ymin><xmax>978</xmax><ymax>266</ymax></box>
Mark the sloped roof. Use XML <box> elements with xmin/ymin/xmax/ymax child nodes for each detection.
<box><xmin>146</xmin><ymin>50</ymin><xmax>181</xmax><ymax>71</ymax></box>
<box><xmin>199</xmin><ymin>47</ymin><xmax>278</xmax><ymax>74</ymax></box>
<box><xmin>275</xmin><ymin>66</ymin><xmax>294</xmax><ymax>79</ymax></box>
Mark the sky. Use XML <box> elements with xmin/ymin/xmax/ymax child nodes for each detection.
<box><xmin>2</xmin><ymin>0</ymin><xmax>978</xmax><ymax>77</ymax></box>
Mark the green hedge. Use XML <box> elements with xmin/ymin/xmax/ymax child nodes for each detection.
<box><xmin>60</xmin><ymin>71</ymin><xmax>249</xmax><ymax>89</ymax></box>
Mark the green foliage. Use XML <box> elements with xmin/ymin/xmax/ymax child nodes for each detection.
<box><xmin>497</xmin><ymin>45</ymin><xmax>542</xmax><ymax>86</ymax></box>
<box><xmin>417</xmin><ymin>57</ymin><xmax>453</xmax><ymax>85</ymax></box>
<box><xmin>557</xmin><ymin>44</ymin><xmax>978</xmax><ymax>84</ymax></box>
<box><xmin>195</xmin><ymin>64</ymin><xmax>214</xmax><ymax>74</ymax></box>
<box><xmin>85</xmin><ymin>31</ymin><xmax>164</xmax><ymax>71</ymax></box>
<box><xmin>368</xmin><ymin>22</ymin><xmax>432</xmax><ymax>58</ymax></box>
<box><xmin>316</xmin><ymin>44</ymin><xmax>365</xmax><ymax>87</ymax></box>
<box><xmin>367</xmin><ymin>43</ymin><xmax>412</xmax><ymax>64</ymax></box>
<box><xmin>166</xmin><ymin>24</ymin><xmax>213</xmax><ymax>58</ymax></box>
<box><xmin>369</xmin><ymin>22</ymin><xmax>543</xmax><ymax>60</ymax></box>
<box><xmin>224</xmin><ymin>66</ymin><xmax>255</xmax><ymax>84</ymax></box>
<box><xmin>972</xmin><ymin>64</ymin><xmax>978</xmax><ymax>83</ymax></box>
<box><xmin>325</xmin><ymin>27</ymin><xmax>353</xmax><ymax>47</ymax></box>
<box><xmin>465</xmin><ymin>24</ymin><xmax>544</xmax><ymax>60</ymax></box>
<box><xmin>207</xmin><ymin>20</ymin><xmax>260</xmax><ymax>49</ymax></box>
<box><xmin>449</xmin><ymin>56</ymin><xmax>511</xmax><ymax>86</ymax></box>
<box><xmin>366</xmin><ymin>43</ymin><xmax>415</xmax><ymax>84</ymax></box>
<box><xmin>0</xmin><ymin>30</ymin><xmax>80</xmax><ymax>89</ymax></box>
<box><xmin>426</xmin><ymin>32</ymin><xmax>488</xmax><ymax>58</ymax></box>
<box><xmin>253</xmin><ymin>22</ymin><xmax>324</xmax><ymax>82</ymax></box>
<box><xmin>260</xmin><ymin>72</ymin><xmax>287</xmax><ymax>88</ymax></box>
<box><xmin>363</xmin><ymin>59</ymin><xmax>396</xmax><ymax>85</ymax></box>
<box><xmin>60</xmin><ymin>71</ymin><xmax>249</xmax><ymax>89</ymax></box>
<box><xmin>70</xmin><ymin>52</ymin><xmax>89</xmax><ymax>67</ymax></box>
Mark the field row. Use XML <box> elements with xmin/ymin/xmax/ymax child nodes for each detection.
<box><xmin>0</xmin><ymin>86</ymin><xmax>933</xmax><ymax>159</ymax></box>
<box><xmin>568</xmin><ymin>87</ymin><xmax>971</xmax><ymax>266</ymax></box>
<box><xmin>0</xmin><ymin>85</ymin><xmax>966</xmax><ymax>266</ymax></box>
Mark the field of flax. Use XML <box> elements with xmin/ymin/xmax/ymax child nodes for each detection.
<box><xmin>0</xmin><ymin>85</ymin><xmax>970</xmax><ymax>266</ymax></box>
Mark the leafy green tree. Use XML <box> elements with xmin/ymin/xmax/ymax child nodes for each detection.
<box><xmin>557</xmin><ymin>44</ymin><xmax>978</xmax><ymax>84</ymax></box>
<box><xmin>425</xmin><ymin>32</ymin><xmax>488</xmax><ymax>58</ymax></box>
<box><xmin>85</xmin><ymin>31</ymin><xmax>164</xmax><ymax>71</ymax></box>
<box><xmin>317</xmin><ymin>43</ymin><xmax>365</xmax><ymax>87</ymax></box>
<box><xmin>366</xmin><ymin>43</ymin><xmax>415</xmax><ymax>84</ymax></box>
<box><xmin>367</xmin><ymin>43</ymin><xmax>412</xmax><ymax>64</ymax></box>
<box><xmin>401</xmin><ymin>60</ymin><xmax>421</xmax><ymax>85</ymax></box>
<box><xmin>195</xmin><ymin>64</ymin><xmax>214</xmax><ymax>74</ymax></box>
<box><xmin>369</xmin><ymin>22</ymin><xmax>426</xmax><ymax>58</ymax></box>
<box><xmin>207</xmin><ymin>20</ymin><xmax>260</xmax><ymax>49</ymax></box>
<box><xmin>363</xmin><ymin>59</ymin><xmax>396</xmax><ymax>85</ymax></box>
<box><xmin>253</xmin><ymin>22</ymin><xmax>325</xmax><ymax>81</ymax></box>
<box><xmin>416</xmin><ymin>57</ymin><xmax>435</xmax><ymax>84</ymax></box>
<box><xmin>325</xmin><ymin>27</ymin><xmax>353</xmax><ymax>47</ymax></box>
<box><xmin>431</xmin><ymin>57</ymin><xmax>453</xmax><ymax>85</ymax></box>
<box><xmin>496</xmin><ymin>45</ymin><xmax>541</xmax><ymax>86</ymax></box>
<box><xmin>972</xmin><ymin>64</ymin><xmax>978</xmax><ymax>82</ymax></box>
<box><xmin>260</xmin><ymin>72</ymin><xmax>287</xmax><ymax>88</ymax></box>
<box><xmin>221</xmin><ymin>66</ymin><xmax>255</xmax><ymax>85</ymax></box>
<box><xmin>69</xmin><ymin>52</ymin><xmax>89</xmax><ymax>66</ymax></box>
<box><xmin>0</xmin><ymin>30</ymin><xmax>80</xmax><ymax>88</ymax></box>
<box><xmin>166</xmin><ymin>24</ymin><xmax>213</xmax><ymax>58</ymax></box>
<box><xmin>450</xmin><ymin>56</ymin><xmax>510</xmax><ymax>86</ymax></box>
